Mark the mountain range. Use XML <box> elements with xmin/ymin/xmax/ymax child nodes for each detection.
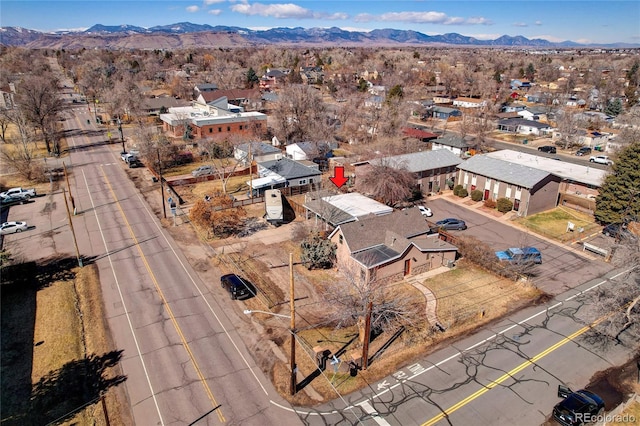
<box><xmin>0</xmin><ymin>22</ymin><xmax>634</xmax><ymax>49</ymax></box>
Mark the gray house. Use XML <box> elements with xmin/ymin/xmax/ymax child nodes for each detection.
<box><xmin>251</xmin><ymin>157</ymin><xmax>322</xmax><ymax>195</ymax></box>
<box><xmin>360</xmin><ymin>149</ymin><xmax>462</xmax><ymax>194</ymax></box>
<box><xmin>431</xmin><ymin>134</ymin><xmax>477</xmax><ymax>157</ymax></box>
<box><xmin>456</xmin><ymin>154</ymin><xmax>561</xmax><ymax>216</ymax></box>
<box><xmin>234</xmin><ymin>142</ymin><xmax>282</xmax><ymax>163</ymax></box>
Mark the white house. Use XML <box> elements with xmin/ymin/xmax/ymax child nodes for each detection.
<box><xmin>452</xmin><ymin>97</ymin><xmax>487</xmax><ymax>108</ymax></box>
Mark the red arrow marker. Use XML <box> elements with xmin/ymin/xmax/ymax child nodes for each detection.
<box><xmin>329</xmin><ymin>166</ymin><xmax>349</xmax><ymax>188</ymax></box>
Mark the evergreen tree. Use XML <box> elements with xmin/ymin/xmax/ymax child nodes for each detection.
<box><xmin>386</xmin><ymin>84</ymin><xmax>404</xmax><ymax>102</ymax></box>
<box><xmin>604</xmin><ymin>98</ymin><xmax>623</xmax><ymax>116</ymax></box>
<box><xmin>246</xmin><ymin>67</ymin><xmax>259</xmax><ymax>88</ymax></box>
<box><xmin>300</xmin><ymin>233</ymin><xmax>336</xmax><ymax>270</ymax></box>
<box><xmin>594</xmin><ymin>142</ymin><xmax>640</xmax><ymax>224</ymax></box>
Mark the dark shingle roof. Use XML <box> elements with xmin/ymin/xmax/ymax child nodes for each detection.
<box><xmin>371</xmin><ymin>149</ymin><xmax>462</xmax><ymax>173</ymax></box>
<box><xmin>236</xmin><ymin>142</ymin><xmax>281</xmax><ymax>155</ymax></box>
<box><xmin>259</xmin><ymin>158</ymin><xmax>321</xmax><ymax>180</ymax></box>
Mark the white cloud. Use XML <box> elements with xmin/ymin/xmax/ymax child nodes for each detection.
<box><xmin>354</xmin><ymin>11</ymin><xmax>492</xmax><ymax>25</ymax></box>
<box><xmin>208</xmin><ymin>9</ymin><xmax>222</xmax><ymax>15</ymax></box>
<box><xmin>468</xmin><ymin>33</ymin><xmax>502</xmax><ymax>40</ymax></box>
<box><xmin>204</xmin><ymin>0</ymin><xmax>225</xmax><ymax>4</ymax></box>
<box><xmin>534</xmin><ymin>20</ymin><xmax>543</xmax><ymax>26</ymax></box>
<box><xmin>231</xmin><ymin>2</ymin><xmax>344</xmax><ymax>20</ymax></box>
<box><xmin>513</xmin><ymin>22</ymin><xmax>528</xmax><ymax>27</ymax></box>
<box><xmin>186</xmin><ymin>5</ymin><xmax>200</xmax><ymax>12</ymax></box>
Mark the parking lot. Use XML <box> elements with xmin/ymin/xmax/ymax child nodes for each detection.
<box><xmin>426</xmin><ymin>196</ymin><xmax>614</xmax><ymax>295</ymax></box>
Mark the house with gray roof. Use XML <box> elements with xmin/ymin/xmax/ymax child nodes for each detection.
<box><xmin>234</xmin><ymin>142</ymin><xmax>282</xmax><ymax>163</ymax></box>
<box><xmin>303</xmin><ymin>191</ymin><xmax>393</xmax><ymax>228</ymax></box>
<box><xmin>497</xmin><ymin>118</ymin><xmax>552</xmax><ymax>136</ymax></box>
<box><xmin>456</xmin><ymin>154</ymin><xmax>561</xmax><ymax>216</ymax></box>
<box><xmin>360</xmin><ymin>149</ymin><xmax>463</xmax><ymax>195</ymax></box>
<box><xmin>430</xmin><ymin>106</ymin><xmax>462</xmax><ymax>120</ymax></box>
<box><xmin>431</xmin><ymin>133</ymin><xmax>477</xmax><ymax>157</ymax></box>
<box><xmin>250</xmin><ymin>157</ymin><xmax>321</xmax><ymax>195</ymax></box>
<box><xmin>329</xmin><ymin>208</ymin><xmax>457</xmax><ymax>283</ymax></box>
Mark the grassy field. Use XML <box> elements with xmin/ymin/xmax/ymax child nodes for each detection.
<box><xmin>0</xmin><ymin>262</ymin><xmax>130</xmax><ymax>425</ymax></box>
<box><xmin>515</xmin><ymin>206</ymin><xmax>600</xmax><ymax>242</ymax></box>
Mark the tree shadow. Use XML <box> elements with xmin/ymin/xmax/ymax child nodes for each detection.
<box><xmin>23</xmin><ymin>350</ymin><xmax>127</xmax><ymax>425</ymax></box>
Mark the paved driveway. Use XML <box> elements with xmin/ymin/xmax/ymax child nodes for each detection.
<box><xmin>426</xmin><ymin>196</ymin><xmax>613</xmax><ymax>295</ymax></box>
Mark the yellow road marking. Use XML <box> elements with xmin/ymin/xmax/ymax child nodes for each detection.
<box><xmin>102</xmin><ymin>168</ymin><xmax>225</xmax><ymax>423</ymax></box>
<box><xmin>423</xmin><ymin>317</ymin><xmax>606</xmax><ymax>426</ymax></box>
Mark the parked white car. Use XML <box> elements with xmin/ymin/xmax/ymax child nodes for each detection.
<box><xmin>0</xmin><ymin>221</ymin><xmax>28</xmax><ymax>235</ymax></box>
<box><xmin>589</xmin><ymin>155</ymin><xmax>614</xmax><ymax>166</ymax></box>
<box><xmin>418</xmin><ymin>205</ymin><xmax>433</xmax><ymax>217</ymax></box>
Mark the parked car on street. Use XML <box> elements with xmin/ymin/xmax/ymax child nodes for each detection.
<box><xmin>589</xmin><ymin>155</ymin><xmax>614</xmax><ymax>165</ymax></box>
<box><xmin>435</xmin><ymin>218</ymin><xmax>467</xmax><ymax>230</ymax></box>
<box><xmin>418</xmin><ymin>205</ymin><xmax>433</xmax><ymax>217</ymax></box>
<box><xmin>0</xmin><ymin>221</ymin><xmax>28</xmax><ymax>235</ymax></box>
<box><xmin>495</xmin><ymin>246</ymin><xmax>542</xmax><ymax>264</ymax></box>
<box><xmin>220</xmin><ymin>274</ymin><xmax>256</xmax><ymax>300</ymax></box>
<box><xmin>575</xmin><ymin>147</ymin><xmax>592</xmax><ymax>156</ymax></box>
<box><xmin>192</xmin><ymin>165</ymin><xmax>213</xmax><ymax>177</ymax></box>
<box><xmin>538</xmin><ymin>145</ymin><xmax>557</xmax><ymax>154</ymax></box>
<box><xmin>0</xmin><ymin>187</ymin><xmax>36</xmax><ymax>199</ymax></box>
<box><xmin>602</xmin><ymin>223</ymin><xmax>636</xmax><ymax>241</ymax></box>
<box><xmin>0</xmin><ymin>195</ymin><xmax>29</xmax><ymax>206</ymax></box>
<box><xmin>552</xmin><ymin>385</ymin><xmax>604</xmax><ymax>426</ymax></box>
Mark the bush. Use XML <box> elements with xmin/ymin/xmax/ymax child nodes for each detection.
<box><xmin>453</xmin><ymin>185</ymin><xmax>464</xmax><ymax>196</ymax></box>
<box><xmin>484</xmin><ymin>198</ymin><xmax>497</xmax><ymax>209</ymax></box>
<box><xmin>457</xmin><ymin>187</ymin><xmax>468</xmax><ymax>198</ymax></box>
<box><xmin>471</xmin><ymin>189</ymin><xmax>483</xmax><ymax>202</ymax></box>
<box><xmin>496</xmin><ymin>198</ymin><xmax>514</xmax><ymax>213</ymax></box>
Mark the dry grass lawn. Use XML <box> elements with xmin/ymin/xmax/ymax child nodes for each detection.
<box><xmin>426</xmin><ymin>260</ymin><xmax>542</xmax><ymax>330</ymax></box>
<box><xmin>515</xmin><ymin>206</ymin><xmax>600</xmax><ymax>242</ymax></box>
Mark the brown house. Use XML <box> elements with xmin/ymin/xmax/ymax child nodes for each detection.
<box><xmin>329</xmin><ymin>208</ymin><xmax>458</xmax><ymax>284</ymax></box>
<box><xmin>456</xmin><ymin>154</ymin><xmax>561</xmax><ymax>216</ymax></box>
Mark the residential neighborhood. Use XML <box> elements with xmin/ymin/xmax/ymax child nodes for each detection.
<box><xmin>1</xmin><ymin>29</ymin><xmax>639</xmax><ymax>426</ymax></box>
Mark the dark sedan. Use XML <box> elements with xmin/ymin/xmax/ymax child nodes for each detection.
<box><xmin>538</xmin><ymin>145</ymin><xmax>557</xmax><ymax>154</ymax></box>
<box><xmin>435</xmin><ymin>218</ymin><xmax>467</xmax><ymax>230</ymax></box>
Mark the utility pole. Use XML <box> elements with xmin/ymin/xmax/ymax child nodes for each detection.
<box><xmin>362</xmin><ymin>301</ymin><xmax>372</xmax><ymax>370</ymax></box>
<box><xmin>63</xmin><ymin>162</ymin><xmax>76</xmax><ymax>214</ymax></box>
<box><xmin>62</xmin><ymin>188</ymin><xmax>83</xmax><ymax>267</ymax></box>
<box><xmin>118</xmin><ymin>118</ymin><xmax>124</xmax><ymax>153</ymax></box>
<box><xmin>289</xmin><ymin>252</ymin><xmax>297</xmax><ymax>395</ymax></box>
<box><xmin>157</xmin><ymin>149</ymin><xmax>167</xmax><ymax>219</ymax></box>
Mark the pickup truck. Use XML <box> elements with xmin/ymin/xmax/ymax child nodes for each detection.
<box><xmin>589</xmin><ymin>155</ymin><xmax>614</xmax><ymax>165</ymax></box>
<box><xmin>0</xmin><ymin>187</ymin><xmax>36</xmax><ymax>199</ymax></box>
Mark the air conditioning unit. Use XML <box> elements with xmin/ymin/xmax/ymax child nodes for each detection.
<box><xmin>446</xmin><ymin>260</ymin><xmax>455</xmax><ymax>268</ymax></box>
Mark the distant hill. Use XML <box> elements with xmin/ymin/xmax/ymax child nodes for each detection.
<box><xmin>0</xmin><ymin>22</ymin><xmax>634</xmax><ymax>49</ymax></box>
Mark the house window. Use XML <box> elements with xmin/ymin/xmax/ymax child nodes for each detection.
<box><xmin>299</xmin><ymin>179</ymin><xmax>307</xmax><ymax>185</ymax></box>
<box><xmin>239</xmin><ymin>125</ymin><xmax>243</xmax><ymax>130</ymax></box>
<box><xmin>209</xmin><ymin>128</ymin><xmax>213</xmax><ymax>133</ymax></box>
<box><xmin>339</xmin><ymin>235</ymin><xmax>343</xmax><ymax>244</ymax></box>
<box><xmin>218</xmin><ymin>127</ymin><xmax>222</xmax><ymax>132</ymax></box>
<box><xmin>227</xmin><ymin>126</ymin><xmax>231</xmax><ymax>131</ymax></box>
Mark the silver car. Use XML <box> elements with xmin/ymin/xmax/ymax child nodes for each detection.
<box><xmin>0</xmin><ymin>221</ymin><xmax>28</xmax><ymax>235</ymax></box>
<box><xmin>192</xmin><ymin>165</ymin><xmax>213</xmax><ymax>177</ymax></box>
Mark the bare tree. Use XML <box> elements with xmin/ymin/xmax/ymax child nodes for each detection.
<box><xmin>583</xmin><ymin>238</ymin><xmax>640</xmax><ymax>346</ymax></box>
<box><xmin>15</xmin><ymin>73</ymin><xmax>65</xmax><ymax>154</ymax></box>
<box><xmin>0</xmin><ymin>108</ymin><xmax>41</xmax><ymax>179</ymax></box>
<box><xmin>272</xmin><ymin>84</ymin><xmax>327</xmax><ymax>144</ymax></box>
<box><xmin>320</xmin><ymin>256</ymin><xmax>423</xmax><ymax>349</ymax></box>
<box><xmin>356</xmin><ymin>158</ymin><xmax>415</xmax><ymax>206</ymax></box>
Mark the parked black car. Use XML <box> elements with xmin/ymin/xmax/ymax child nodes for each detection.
<box><xmin>538</xmin><ymin>145</ymin><xmax>557</xmax><ymax>154</ymax></box>
<box><xmin>553</xmin><ymin>385</ymin><xmax>604</xmax><ymax>426</ymax></box>
<box><xmin>435</xmin><ymin>218</ymin><xmax>467</xmax><ymax>230</ymax></box>
<box><xmin>575</xmin><ymin>147</ymin><xmax>592</xmax><ymax>156</ymax></box>
<box><xmin>220</xmin><ymin>274</ymin><xmax>256</xmax><ymax>300</ymax></box>
<box><xmin>602</xmin><ymin>223</ymin><xmax>636</xmax><ymax>240</ymax></box>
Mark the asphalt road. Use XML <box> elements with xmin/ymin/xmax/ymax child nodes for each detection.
<box><xmin>297</xmin><ymin>268</ymin><xmax>635</xmax><ymax>426</ymax></box>
<box><xmin>4</xmin><ymin>88</ymin><xmax>302</xmax><ymax>424</ymax></box>
<box><xmin>427</xmin><ymin>197</ymin><xmax>614</xmax><ymax>296</ymax></box>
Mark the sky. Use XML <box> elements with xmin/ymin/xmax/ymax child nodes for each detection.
<box><xmin>1</xmin><ymin>0</ymin><xmax>639</xmax><ymax>45</ymax></box>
